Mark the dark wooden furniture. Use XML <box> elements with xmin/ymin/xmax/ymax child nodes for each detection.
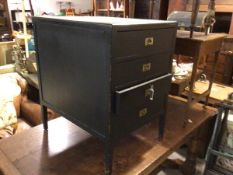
<box><xmin>33</xmin><ymin>16</ymin><xmax>177</xmax><ymax>175</ymax></box>
<box><xmin>203</xmin><ymin>53</ymin><xmax>232</xmax><ymax>85</ymax></box>
<box><xmin>221</xmin><ymin>35</ymin><xmax>233</xmax><ymax>85</ymax></box>
<box><xmin>0</xmin><ymin>97</ymin><xmax>217</xmax><ymax>175</ymax></box>
<box><xmin>134</xmin><ymin>0</ymin><xmax>169</xmax><ymax>20</ymax></box>
<box><xmin>196</xmin><ymin>35</ymin><xmax>233</xmax><ymax>85</ymax></box>
<box><xmin>0</xmin><ymin>0</ymin><xmax>11</xmax><ymax>36</ymax></box>
<box><xmin>173</xmin><ymin>30</ymin><xmax>226</xmax><ymax>124</ymax></box>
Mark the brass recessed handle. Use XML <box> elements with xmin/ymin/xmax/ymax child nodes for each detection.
<box><xmin>142</xmin><ymin>62</ymin><xmax>151</xmax><ymax>72</ymax></box>
<box><xmin>145</xmin><ymin>37</ymin><xmax>154</xmax><ymax>46</ymax></box>
<box><xmin>145</xmin><ymin>85</ymin><xmax>155</xmax><ymax>101</ymax></box>
<box><xmin>139</xmin><ymin>108</ymin><xmax>148</xmax><ymax>118</ymax></box>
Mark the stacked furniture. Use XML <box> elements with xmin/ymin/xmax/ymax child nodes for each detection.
<box><xmin>0</xmin><ymin>0</ymin><xmax>11</xmax><ymax>36</ymax></box>
<box><xmin>33</xmin><ymin>16</ymin><xmax>177</xmax><ymax>175</ymax></box>
<box><xmin>173</xmin><ymin>30</ymin><xmax>226</xmax><ymax>125</ymax></box>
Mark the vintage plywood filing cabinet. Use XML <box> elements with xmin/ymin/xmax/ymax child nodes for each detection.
<box><xmin>33</xmin><ymin>16</ymin><xmax>177</xmax><ymax>175</ymax></box>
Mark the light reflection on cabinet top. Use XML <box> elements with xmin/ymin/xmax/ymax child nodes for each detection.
<box><xmin>34</xmin><ymin>16</ymin><xmax>177</xmax><ymax>26</ymax></box>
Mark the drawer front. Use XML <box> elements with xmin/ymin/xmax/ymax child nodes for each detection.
<box><xmin>112</xmin><ymin>53</ymin><xmax>172</xmax><ymax>87</ymax></box>
<box><xmin>112</xmin><ymin>28</ymin><xmax>176</xmax><ymax>58</ymax></box>
<box><xmin>115</xmin><ymin>74</ymin><xmax>171</xmax><ymax>117</ymax></box>
<box><xmin>112</xmin><ymin>74</ymin><xmax>171</xmax><ymax>139</ymax></box>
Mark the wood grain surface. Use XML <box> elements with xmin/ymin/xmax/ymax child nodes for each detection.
<box><xmin>0</xmin><ymin>96</ymin><xmax>216</xmax><ymax>175</ymax></box>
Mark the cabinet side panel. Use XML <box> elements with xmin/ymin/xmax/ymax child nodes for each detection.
<box><xmin>34</xmin><ymin>20</ymin><xmax>110</xmax><ymax>138</ymax></box>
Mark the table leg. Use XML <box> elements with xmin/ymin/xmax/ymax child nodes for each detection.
<box><xmin>41</xmin><ymin>105</ymin><xmax>48</xmax><ymax>130</ymax></box>
<box><xmin>159</xmin><ymin>114</ymin><xmax>165</xmax><ymax>141</ymax></box>
<box><xmin>104</xmin><ymin>142</ymin><xmax>113</xmax><ymax>175</ymax></box>
<box><xmin>205</xmin><ymin>51</ymin><xmax>219</xmax><ymax>107</ymax></box>
<box><xmin>184</xmin><ymin>55</ymin><xmax>199</xmax><ymax>127</ymax></box>
<box><xmin>181</xmin><ymin>133</ymin><xmax>199</xmax><ymax>175</ymax></box>
<box><xmin>159</xmin><ymin>96</ymin><xmax>168</xmax><ymax>140</ymax></box>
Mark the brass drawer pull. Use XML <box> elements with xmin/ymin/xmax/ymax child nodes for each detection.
<box><xmin>139</xmin><ymin>108</ymin><xmax>148</xmax><ymax>118</ymax></box>
<box><xmin>145</xmin><ymin>37</ymin><xmax>154</xmax><ymax>46</ymax></box>
<box><xmin>145</xmin><ymin>85</ymin><xmax>155</xmax><ymax>101</ymax></box>
<box><xmin>142</xmin><ymin>63</ymin><xmax>151</xmax><ymax>72</ymax></box>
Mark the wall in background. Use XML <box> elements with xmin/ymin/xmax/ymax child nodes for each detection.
<box><xmin>8</xmin><ymin>0</ymin><xmax>93</xmax><ymax>15</ymax></box>
<box><xmin>168</xmin><ymin>0</ymin><xmax>187</xmax><ymax>15</ymax></box>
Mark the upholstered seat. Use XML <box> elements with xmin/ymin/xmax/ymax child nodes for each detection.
<box><xmin>0</xmin><ymin>72</ymin><xmax>58</xmax><ymax>139</ymax></box>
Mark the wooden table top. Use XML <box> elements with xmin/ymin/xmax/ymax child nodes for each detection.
<box><xmin>176</xmin><ymin>30</ymin><xmax>227</xmax><ymax>42</ymax></box>
<box><xmin>183</xmin><ymin>81</ymin><xmax>233</xmax><ymax>105</ymax></box>
<box><xmin>0</xmin><ymin>96</ymin><xmax>216</xmax><ymax>175</ymax></box>
<box><xmin>175</xmin><ymin>31</ymin><xmax>227</xmax><ymax>58</ymax></box>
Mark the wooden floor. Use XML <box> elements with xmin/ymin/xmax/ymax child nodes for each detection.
<box><xmin>0</xmin><ymin>96</ymin><xmax>216</xmax><ymax>175</ymax></box>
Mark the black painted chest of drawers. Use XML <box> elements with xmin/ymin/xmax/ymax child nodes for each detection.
<box><xmin>33</xmin><ymin>16</ymin><xmax>177</xmax><ymax>175</ymax></box>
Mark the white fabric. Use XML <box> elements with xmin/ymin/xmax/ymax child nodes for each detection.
<box><xmin>0</xmin><ymin>73</ymin><xmax>21</xmax><ymax>129</ymax></box>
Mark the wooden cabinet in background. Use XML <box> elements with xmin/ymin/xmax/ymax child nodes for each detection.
<box><xmin>200</xmin><ymin>36</ymin><xmax>233</xmax><ymax>85</ymax></box>
<box><xmin>134</xmin><ymin>0</ymin><xmax>169</xmax><ymax>20</ymax></box>
<box><xmin>176</xmin><ymin>38</ymin><xmax>233</xmax><ymax>86</ymax></box>
<box><xmin>93</xmin><ymin>0</ymin><xmax>131</xmax><ymax>17</ymax></box>
<box><xmin>135</xmin><ymin>0</ymin><xmax>160</xmax><ymax>19</ymax></box>
<box><xmin>0</xmin><ymin>0</ymin><xmax>11</xmax><ymax>36</ymax></box>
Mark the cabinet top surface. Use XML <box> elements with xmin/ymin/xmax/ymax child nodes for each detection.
<box><xmin>35</xmin><ymin>16</ymin><xmax>177</xmax><ymax>26</ymax></box>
